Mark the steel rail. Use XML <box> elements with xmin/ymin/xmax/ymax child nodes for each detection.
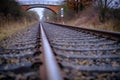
<box><xmin>40</xmin><ymin>23</ymin><xmax>63</xmax><ymax>80</ymax></box>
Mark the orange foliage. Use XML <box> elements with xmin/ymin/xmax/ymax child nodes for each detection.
<box><xmin>81</xmin><ymin>0</ymin><xmax>93</xmax><ymax>7</ymax></box>
<box><xmin>66</xmin><ymin>0</ymin><xmax>93</xmax><ymax>9</ymax></box>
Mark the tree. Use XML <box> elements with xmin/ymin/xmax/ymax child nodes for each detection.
<box><xmin>25</xmin><ymin>11</ymin><xmax>39</xmax><ymax>22</ymax></box>
<box><xmin>0</xmin><ymin>0</ymin><xmax>24</xmax><ymax>19</ymax></box>
<box><xmin>65</xmin><ymin>0</ymin><xmax>92</xmax><ymax>13</ymax></box>
<box><xmin>93</xmin><ymin>0</ymin><xmax>113</xmax><ymax>23</ymax></box>
<box><xmin>43</xmin><ymin>9</ymin><xmax>57</xmax><ymax>22</ymax></box>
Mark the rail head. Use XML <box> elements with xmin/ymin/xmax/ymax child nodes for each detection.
<box><xmin>40</xmin><ymin>23</ymin><xmax>63</xmax><ymax>80</ymax></box>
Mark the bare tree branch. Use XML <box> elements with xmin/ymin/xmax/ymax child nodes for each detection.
<box><xmin>107</xmin><ymin>0</ymin><xmax>113</xmax><ymax>7</ymax></box>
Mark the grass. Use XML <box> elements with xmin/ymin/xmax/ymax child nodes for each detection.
<box><xmin>0</xmin><ymin>19</ymin><xmax>38</xmax><ymax>40</ymax></box>
<box><xmin>93</xmin><ymin>20</ymin><xmax>120</xmax><ymax>32</ymax></box>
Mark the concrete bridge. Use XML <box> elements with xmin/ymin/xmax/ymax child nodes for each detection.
<box><xmin>17</xmin><ymin>0</ymin><xmax>64</xmax><ymax>14</ymax></box>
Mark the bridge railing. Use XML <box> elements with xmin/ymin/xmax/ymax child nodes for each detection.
<box><xmin>18</xmin><ymin>1</ymin><xmax>63</xmax><ymax>5</ymax></box>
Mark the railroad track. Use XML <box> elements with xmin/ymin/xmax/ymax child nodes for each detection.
<box><xmin>0</xmin><ymin>24</ymin><xmax>41</xmax><ymax>80</ymax></box>
<box><xmin>41</xmin><ymin>22</ymin><xmax>120</xmax><ymax>80</ymax></box>
<box><xmin>0</xmin><ymin>22</ymin><xmax>120</xmax><ymax>80</ymax></box>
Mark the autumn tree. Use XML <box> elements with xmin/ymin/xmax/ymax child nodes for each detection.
<box><xmin>66</xmin><ymin>0</ymin><xmax>92</xmax><ymax>13</ymax></box>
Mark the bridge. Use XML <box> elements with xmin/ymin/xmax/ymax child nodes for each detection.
<box><xmin>17</xmin><ymin>0</ymin><xmax>64</xmax><ymax>14</ymax></box>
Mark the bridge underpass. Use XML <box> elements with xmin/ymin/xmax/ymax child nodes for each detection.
<box><xmin>17</xmin><ymin>0</ymin><xmax>63</xmax><ymax>14</ymax></box>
